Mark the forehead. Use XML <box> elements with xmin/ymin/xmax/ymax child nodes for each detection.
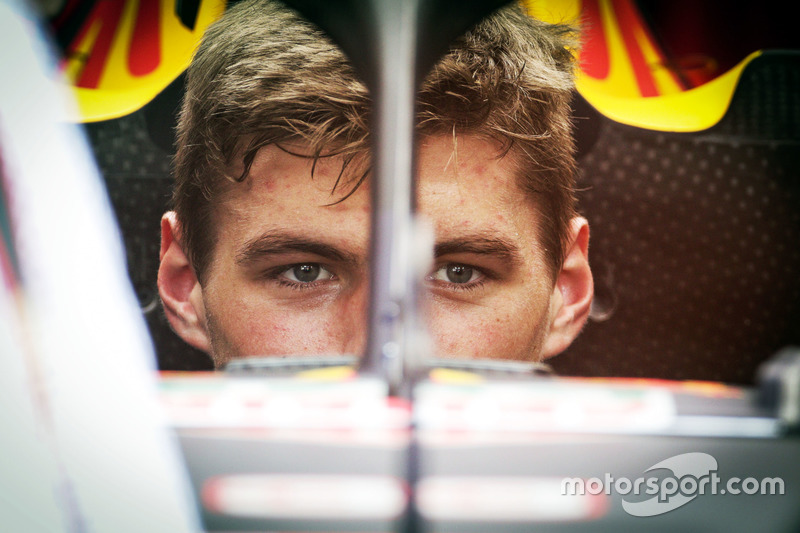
<box><xmin>212</xmin><ymin>134</ymin><xmax>544</xmax><ymax>256</ymax></box>
<box><xmin>221</xmin><ymin>134</ymin><xmax>525</xmax><ymax>199</ymax></box>
<box><xmin>416</xmin><ymin>134</ymin><xmax>527</xmax><ymax>217</ymax></box>
<box><xmin>214</xmin><ymin>144</ymin><xmax>368</xmax><ymax>230</ymax></box>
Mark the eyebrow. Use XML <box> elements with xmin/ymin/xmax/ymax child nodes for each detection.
<box><xmin>235</xmin><ymin>232</ymin><xmax>360</xmax><ymax>266</ymax></box>
<box><xmin>434</xmin><ymin>234</ymin><xmax>522</xmax><ymax>264</ymax></box>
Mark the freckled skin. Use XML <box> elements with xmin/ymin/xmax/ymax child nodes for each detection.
<box><xmin>198</xmin><ymin>134</ymin><xmax>558</xmax><ymax>366</ymax></box>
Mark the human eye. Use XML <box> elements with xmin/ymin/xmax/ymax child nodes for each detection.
<box><xmin>275</xmin><ymin>263</ymin><xmax>335</xmax><ymax>288</ymax></box>
<box><xmin>428</xmin><ymin>263</ymin><xmax>485</xmax><ymax>289</ymax></box>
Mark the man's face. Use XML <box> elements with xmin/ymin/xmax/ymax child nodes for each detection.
<box><xmin>193</xmin><ymin>134</ymin><xmax>561</xmax><ymax>367</ymax></box>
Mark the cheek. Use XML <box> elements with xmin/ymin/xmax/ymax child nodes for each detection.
<box><xmin>206</xmin><ymin>295</ymin><xmax>342</xmax><ymax>356</ymax></box>
<box><xmin>426</xmin><ymin>303</ymin><xmax>549</xmax><ymax>361</ymax></box>
<box><xmin>426</xmin><ymin>280</ymin><xmax>550</xmax><ymax>361</ymax></box>
<box><xmin>204</xmin><ymin>284</ymin><xmax>369</xmax><ymax>359</ymax></box>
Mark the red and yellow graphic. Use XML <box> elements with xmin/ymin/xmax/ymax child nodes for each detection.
<box><xmin>525</xmin><ymin>0</ymin><xmax>759</xmax><ymax>131</ymax></box>
<box><xmin>57</xmin><ymin>0</ymin><xmax>759</xmax><ymax>131</ymax></box>
<box><xmin>58</xmin><ymin>0</ymin><xmax>226</xmax><ymax>122</ymax></box>
<box><xmin>575</xmin><ymin>0</ymin><xmax>687</xmax><ymax>97</ymax></box>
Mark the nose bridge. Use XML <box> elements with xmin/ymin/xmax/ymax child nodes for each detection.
<box><xmin>340</xmin><ymin>279</ymin><xmax>369</xmax><ymax>356</ymax></box>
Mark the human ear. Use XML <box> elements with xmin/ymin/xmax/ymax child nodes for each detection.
<box><xmin>157</xmin><ymin>211</ymin><xmax>212</xmax><ymax>353</ymax></box>
<box><xmin>541</xmin><ymin>217</ymin><xmax>593</xmax><ymax>358</ymax></box>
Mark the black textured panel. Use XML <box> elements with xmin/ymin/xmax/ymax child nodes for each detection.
<box><xmin>553</xmin><ymin>53</ymin><xmax>800</xmax><ymax>384</ymax></box>
<box><xmin>554</xmin><ymin>125</ymin><xmax>800</xmax><ymax>383</ymax></box>
<box><xmin>85</xmin><ymin>111</ymin><xmax>213</xmax><ymax>371</ymax></box>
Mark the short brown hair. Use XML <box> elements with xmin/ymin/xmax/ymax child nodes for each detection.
<box><xmin>173</xmin><ymin>0</ymin><xmax>578</xmax><ymax>282</ymax></box>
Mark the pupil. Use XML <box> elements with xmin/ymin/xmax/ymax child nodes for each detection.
<box><xmin>446</xmin><ymin>264</ymin><xmax>473</xmax><ymax>284</ymax></box>
<box><xmin>294</xmin><ymin>264</ymin><xmax>320</xmax><ymax>282</ymax></box>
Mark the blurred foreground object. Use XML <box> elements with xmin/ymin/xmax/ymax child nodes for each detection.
<box><xmin>0</xmin><ymin>1</ymin><xmax>199</xmax><ymax>530</ymax></box>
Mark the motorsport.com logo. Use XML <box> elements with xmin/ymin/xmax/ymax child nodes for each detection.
<box><xmin>561</xmin><ymin>452</ymin><xmax>784</xmax><ymax>517</ymax></box>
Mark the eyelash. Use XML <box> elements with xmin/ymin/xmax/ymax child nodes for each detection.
<box><xmin>428</xmin><ymin>263</ymin><xmax>489</xmax><ymax>292</ymax></box>
<box><xmin>263</xmin><ymin>263</ymin><xmax>336</xmax><ymax>290</ymax></box>
<box><xmin>274</xmin><ymin>278</ymin><xmax>323</xmax><ymax>291</ymax></box>
<box><xmin>445</xmin><ymin>278</ymin><xmax>486</xmax><ymax>292</ymax></box>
